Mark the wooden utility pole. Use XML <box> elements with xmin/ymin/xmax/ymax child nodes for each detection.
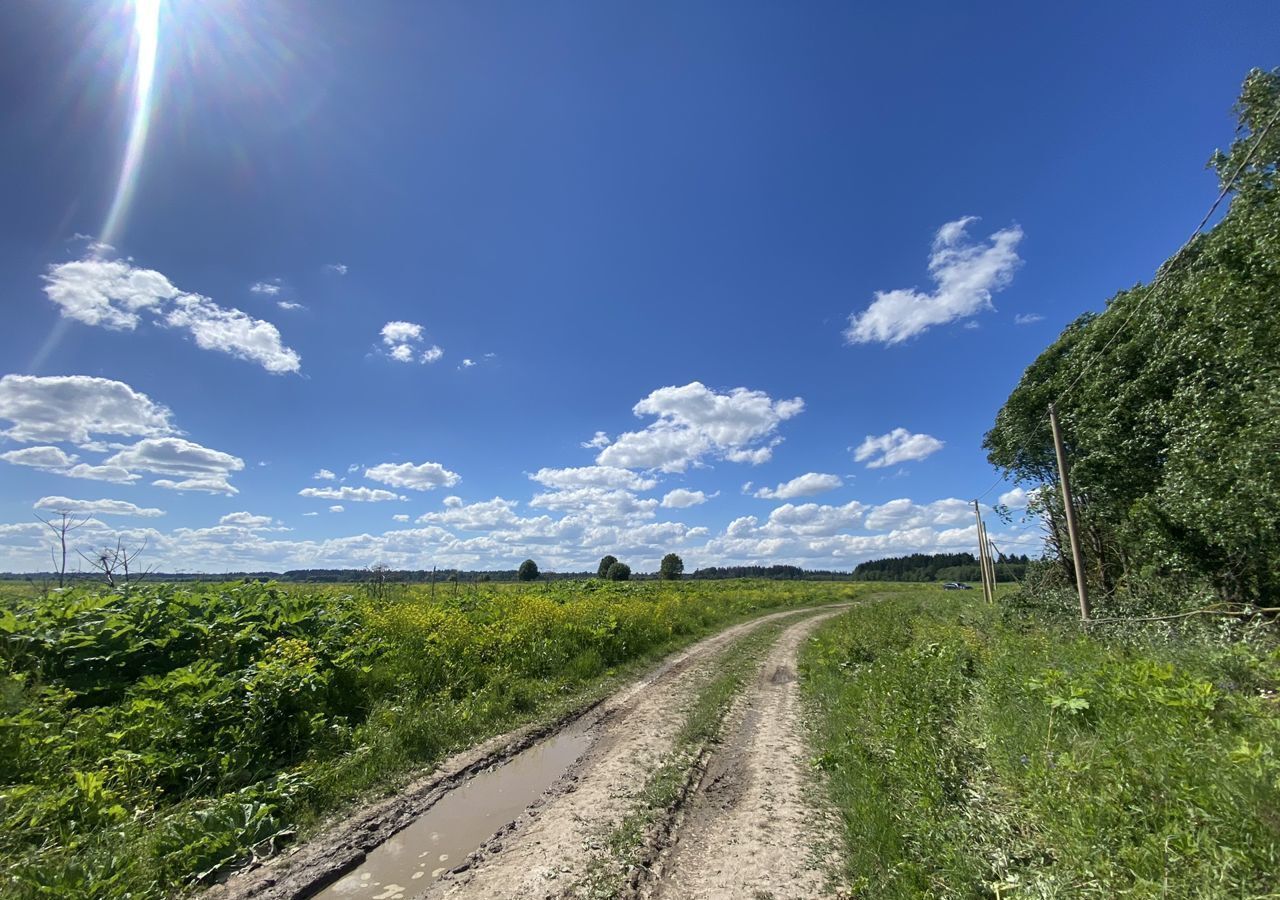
<box><xmin>1048</xmin><ymin>403</ymin><xmax>1091</xmax><ymax>621</ymax></box>
<box><xmin>983</xmin><ymin>529</ymin><xmax>998</xmax><ymax>593</ymax></box>
<box><xmin>972</xmin><ymin>500</ymin><xmax>994</xmax><ymax>604</ymax></box>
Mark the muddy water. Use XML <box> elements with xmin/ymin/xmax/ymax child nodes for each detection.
<box><xmin>313</xmin><ymin>715</ymin><xmax>596</xmax><ymax>900</ymax></box>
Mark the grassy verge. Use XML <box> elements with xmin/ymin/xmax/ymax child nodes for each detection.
<box><xmin>1</xmin><ymin>579</ymin><xmax>873</xmax><ymax>898</ymax></box>
<box><xmin>800</xmin><ymin>588</ymin><xmax>1280</xmax><ymax>898</ymax></box>
<box><xmin>577</xmin><ymin>614</ymin><xmax>804</xmax><ymax>899</ymax></box>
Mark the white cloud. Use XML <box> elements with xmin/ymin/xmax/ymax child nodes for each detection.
<box><xmin>326</xmin><ymin>263</ymin><xmax>348</xmax><ymax>275</ymax></box>
<box><xmin>0</xmin><ymin>375</ymin><xmax>175</xmax><ymax>444</ymax></box>
<box><xmin>313</xmin><ymin>468</ymin><xmax>337</xmax><ymax>481</ymax></box>
<box><xmin>381</xmin><ymin>321</ymin><xmax>422</xmax><ymax>345</ymax></box>
<box><xmin>365</xmin><ymin>461</ymin><xmax>461</xmax><ymax>491</ymax></box>
<box><xmin>43</xmin><ymin>258</ymin><xmax>301</xmax><ymax>373</ymax></box>
<box><xmin>34</xmin><ymin>496</ymin><xmax>164</xmax><ymax>518</ymax></box>
<box><xmin>998</xmin><ymin>486</ymin><xmax>1042</xmax><ymax>509</ymax></box>
<box><xmin>1</xmin><ymin>444</ymin><xmax>139</xmax><ymax>484</ymax></box>
<box><xmin>63</xmin><ymin>464</ymin><xmax>143</xmax><ymax>484</ymax></box>
<box><xmin>392</xmin><ymin>514</ymin><xmax>409</xmax><ymax>522</ymax></box>
<box><xmin>152</xmin><ymin>477</ymin><xmax>238</xmax><ymax>494</ymax></box>
<box><xmin>845</xmin><ymin>217</ymin><xmax>1024</xmax><ymax>345</ymax></box>
<box><xmin>329</xmin><ymin>505</ymin><xmax>344</xmax><ymax>513</ymax></box>
<box><xmin>762</xmin><ymin>500</ymin><xmax>868</xmax><ymax>536</ymax></box>
<box><xmin>218</xmin><ymin>511</ymin><xmax>275</xmax><ymax>528</ymax></box>
<box><xmin>460</xmin><ymin>358</ymin><xmax>476</xmax><ymax>369</ymax></box>
<box><xmin>163</xmin><ymin>294</ymin><xmax>301</xmax><ymax>374</ymax></box>
<box><xmin>2</xmin><ymin>446</ymin><xmax>78</xmax><ymax>468</ymax></box>
<box><xmin>302</xmin><ymin>511</ymin><xmax>319</xmax><ymax>517</ymax></box>
<box><xmin>380</xmin><ymin>321</ymin><xmax>441</xmax><ymax>364</ymax></box>
<box><xmin>661</xmin><ymin>488</ymin><xmax>714</xmax><ymax>509</ymax></box>
<box><xmin>417</xmin><ymin>496</ymin><xmax>524</xmax><ymax>531</ymax></box>
<box><xmin>864</xmin><ymin>498</ymin><xmax>973</xmax><ymax>530</ymax></box>
<box><xmin>299</xmin><ymin>486</ymin><xmax>403</xmax><ymax>502</ymax></box>
<box><xmin>250</xmin><ymin>281</ymin><xmax>281</xmax><ymax>296</ymax></box>
<box><xmin>105</xmin><ymin>437</ymin><xmax>244</xmax><ymax>479</ymax></box>
<box><xmin>529</xmin><ymin>486</ymin><xmax>659</xmax><ymax>524</ymax></box>
<box><xmin>581</xmin><ymin>431</ymin><xmax>611</xmax><ymax>449</ymax></box>
<box><xmin>753</xmin><ymin>472</ymin><xmax>843</xmax><ymax>500</ymax></box>
<box><xmin>530</xmin><ymin>466</ymin><xmax>657</xmax><ymax>492</ymax></box>
<box><xmin>1014</xmin><ymin>313</ymin><xmax>1044</xmax><ymax>325</ymax></box>
<box><xmin>277</xmin><ymin>301</ymin><xmax>305</xmax><ymax>311</ymax></box>
<box><xmin>854</xmin><ymin>429</ymin><xmax>944</xmax><ymax>469</ymax></box>
<box><xmin>42</xmin><ymin>258</ymin><xmax>178</xmax><ymax>329</ymax></box>
<box><xmin>597</xmin><ymin>382</ymin><xmax>804</xmax><ymax>473</ymax></box>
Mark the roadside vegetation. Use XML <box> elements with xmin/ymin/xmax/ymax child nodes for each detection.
<box><xmin>802</xmin><ymin>586</ymin><xmax>1280</xmax><ymax>897</ymax></box>
<box><xmin>0</xmin><ymin>576</ymin><xmax>860</xmax><ymax>898</ymax></box>
<box><xmin>985</xmin><ymin>69</ymin><xmax>1279</xmax><ymax>611</ymax></box>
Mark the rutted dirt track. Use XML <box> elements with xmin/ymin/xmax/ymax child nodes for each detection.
<box><xmin>644</xmin><ymin>613</ymin><xmax>844</xmax><ymax>899</ymax></box>
<box><xmin>218</xmin><ymin>604</ymin><xmax>851</xmax><ymax>900</ymax></box>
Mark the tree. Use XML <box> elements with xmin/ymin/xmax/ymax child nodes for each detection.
<box><xmin>605</xmin><ymin>561</ymin><xmax>631</xmax><ymax>581</ymax></box>
<box><xmin>597</xmin><ymin>555</ymin><xmax>618</xmax><ymax>579</ymax></box>
<box><xmin>984</xmin><ymin>69</ymin><xmax>1280</xmax><ymax>607</ymax></box>
<box><xmin>659</xmin><ymin>553</ymin><xmax>684</xmax><ymax>580</ymax></box>
<box><xmin>34</xmin><ymin>509</ymin><xmax>90</xmax><ymax>588</ymax></box>
<box><xmin>517</xmin><ymin>559</ymin><xmax>539</xmax><ymax>581</ymax></box>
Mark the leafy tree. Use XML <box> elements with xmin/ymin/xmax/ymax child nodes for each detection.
<box><xmin>659</xmin><ymin>553</ymin><xmax>684</xmax><ymax>580</ymax></box>
<box><xmin>984</xmin><ymin>69</ymin><xmax>1280</xmax><ymax>606</ymax></box>
<box><xmin>605</xmin><ymin>561</ymin><xmax>631</xmax><ymax>581</ymax></box>
<box><xmin>517</xmin><ymin>559</ymin><xmax>539</xmax><ymax>581</ymax></box>
<box><xmin>597</xmin><ymin>555</ymin><xmax>618</xmax><ymax>579</ymax></box>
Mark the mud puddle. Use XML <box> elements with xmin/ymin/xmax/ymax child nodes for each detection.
<box><xmin>313</xmin><ymin>714</ymin><xmax>596</xmax><ymax>899</ymax></box>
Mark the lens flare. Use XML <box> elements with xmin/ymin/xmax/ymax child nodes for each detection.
<box><xmin>99</xmin><ymin>0</ymin><xmax>162</xmax><ymax>252</ymax></box>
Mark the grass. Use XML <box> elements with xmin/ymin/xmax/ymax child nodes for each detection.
<box><xmin>0</xmin><ymin>577</ymin><xmax>867</xmax><ymax>898</ymax></box>
<box><xmin>800</xmin><ymin>587</ymin><xmax>1280</xmax><ymax>898</ymax></box>
<box><xmin>577</xmin><ymin>615</ymin><xmax>802</xmax><ymax>898</ymax></box>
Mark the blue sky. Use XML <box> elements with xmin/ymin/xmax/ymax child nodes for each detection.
<box><xmin>1</xmin><ymin>0</ymin><xmax>1275</xmax><ymax>573</ymax></box>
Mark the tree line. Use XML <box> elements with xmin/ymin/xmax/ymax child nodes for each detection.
<box><xmin>984</xmin><ymin>69</ymin><xmax>1280</xmax><ymax>608</ymax></box>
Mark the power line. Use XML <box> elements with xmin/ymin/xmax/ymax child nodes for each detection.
<box><xmin>1057</xmin><ymin>103</ymin><xmax>1280</xmax><ymax>404</ymax></box>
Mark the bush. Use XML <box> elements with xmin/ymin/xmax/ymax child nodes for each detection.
<box><xmin>517</xmin><ymin>559</ymin><xmax>539</xmax><ymax>581</ymax></box>
<box><xmin>605</xmin><ymin>562</ymin><xmax>631</xmax><ymax>581</ymax></box>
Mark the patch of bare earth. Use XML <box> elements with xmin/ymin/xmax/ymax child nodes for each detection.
<box><xmin>422</xmin><ymin>609</ymin><xmax>820</xmax><ymax>900</ymax></box>
<box><xmin>644</xmin><ymin>612</ymin><xmax>845</xmax><ymax>900</ymax></box>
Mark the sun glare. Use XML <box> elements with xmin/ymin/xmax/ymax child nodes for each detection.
<box><xmin>99</xmin><ymin>0</ymin><xmax>162</xmax><ymax>252</ymax></box>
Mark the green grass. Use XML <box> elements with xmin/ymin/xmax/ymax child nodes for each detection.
<box><xmin>801</xmin><ymin>588</ymin><xmax>1280</xmax><ymax>898</ymax></box>
<box><xmin>0</xmin><ymin>578</ymin><xmax>866</xmax><ymax>898</ymax></box>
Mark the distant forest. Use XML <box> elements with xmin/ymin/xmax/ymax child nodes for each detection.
<box><xmin>851</xmin><ymin>551</ymin><xmax>1030</xmax><ymax>584</ymax></box>
<box><xmin>3</xmin><ymin>552</ymin><xmax>1033</xmax><ymax>584</ymax></box>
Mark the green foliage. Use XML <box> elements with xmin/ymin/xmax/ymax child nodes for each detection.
<box><xmin>597</xmin><ymin>555</ymin><xmax>618</xmax><ymax>579</ymax></box>
<box><xmin>517</xmin><ymin>559</ymin><xmax>539</xmax><ymax>581</ymax></box>
<box><xmin>985</xmin><ymin>69</ymin><xmax>1280</xmax><ymax>607</ymax></box>
<box><xmin>605</xmin><ymin>561</ymin><xmax>631</xmax><ymax>581</ymax></box>
<box><xmin>0</xmin><ymin>577</ymin><xmax>861</xmax><ymax>897</ymax></box>
<box><xmin>659</xmin><ymin>553</ymin><xmax>684</xmax><ymax>581</ymax></box>
<box><xmin>802</xmin><ymin>588</ymin><xmax>1280</xmax><ymax>897</ymax></box>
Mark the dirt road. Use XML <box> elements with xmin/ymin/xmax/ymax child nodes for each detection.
<box><xmin>220</xmin><ymin>604</ymin><xmax>849</xmax><ymax>900</ymax></box>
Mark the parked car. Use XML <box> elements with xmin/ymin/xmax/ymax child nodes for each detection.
<box><xmin>942</xmin><ymin>582</ymin><xmax>973</xmax><ymax>590</ymax></box>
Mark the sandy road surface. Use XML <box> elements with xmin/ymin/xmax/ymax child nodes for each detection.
<box><xmin>425</xmin><ymin>608</ymin><xmax>829</xmax><ymax>900</ymax></box>
<box><xmin>646</xmin><ymin>612</ymin><xmax>844</xmax><ymax>899</ymax></box>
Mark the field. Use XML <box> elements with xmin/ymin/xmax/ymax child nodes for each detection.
<box><xmin>802</xmin><ymin>588</ymin><xmax>1280</xmax><ymax>897</ymax></box>
<box><xmin>0</xmin><ymin>577</ymin><xmax>860</xmax><ymax>898</ymax></box>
